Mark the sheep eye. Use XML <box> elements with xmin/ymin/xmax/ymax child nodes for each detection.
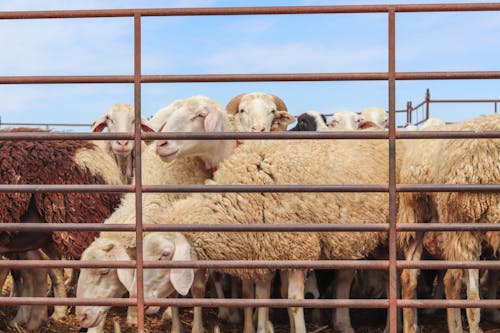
<box><xmin>99</xmin><ymin>268</ymin><xmax>110</xmax><ymax>276</ymax></box>
<box><xmin>271</xmin><ymin>109</ymin><xmax>276</xmax><ymax>114</ymax></box>
<box><xmin>239</xmin><ymin>109</ymin><xmax>245</xmax><ymax>114</ymax></box>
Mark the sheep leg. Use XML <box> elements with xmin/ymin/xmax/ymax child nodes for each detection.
<box><xmin>211</xmin><ymin>271</ymin><xmax>241</xmax><ymax>324</ymax></box>
<box><xmin>25</xmin><ymin>251</ymin><xmax>48</xmax><ymax>331</ymax></box>
<box><xmin>384</xmin><ymin>270</ymin><xmax>402</xmax><ymax>333</ymax></box>
<box><xmin>191</xmin><ymin>269</ymin><xmax>206</xmax><ymax>333</ymax></box>
<box><xmin>484</xmin><ymin>270</ymin><xmax>500</xmax><ymax>323</ymax></box>
<box><xmin>444</xmin><ymin>269</ymin><xmax>464</xmax><ymax>333</ymax></box>
<box><xmin>242</xmin><ymin>278</ymin><xmax>256</xmax><ymax>333</ymax></box>
<box><xmin>9</xmin><ymin>251</ymin><xmax>48</xmax><ymax>331</ymax></box>
<box><xmin>126</xmin><ymin>305</ymin><xmax>137</xmax><ymax>327</ymax></box>
<box><xmin>40</xmin><ymin>245</ymin><xmax>68</xmax><ymax>321</ymax></box>
<box><xmin>169</xmin><ymin>306</ymin><xmax>184</xmax><ymax>333</ymax></box>
<box><xmin>255</xmin><ymin>275</ymin><xmax>272</xmax><ymax>333</ymax></box>
<box><xmin>304</xmin><ymin>270</ymin><xmax>321</xmax><ymax>323</ymax></box>
<box><xmin>287</xmin><ymin>269</ymin><xmax>307</xmax><ymax>333</ymax></box>
<box><xmin>401</xmin><ymin>235</ymin><xmax>424</xmax><ymax>333</ymax></box>
<box><xmin>332</xmin><ymin>269</ymin><xmax>355</xmax><ymax>333</ymax></box>
<box><xmin>9</xmin><ymin>268</ymin><xmax>31</xmax><ymax>327</ymax></box>
<box><xmin>465</xmin><ymin>268</ymin><xmax>482</xmax><ymax>333</ymax></box>
<box><xmin>279</xmin><ymin>270</ymin><xmax>295</xmax><ymax>333</ymax></box>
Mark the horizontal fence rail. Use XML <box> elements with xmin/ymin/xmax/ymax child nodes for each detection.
<box><xmin>0</xmin><ymin>3</ymin><xmax>499</xmax><ymax>333</ymax></box>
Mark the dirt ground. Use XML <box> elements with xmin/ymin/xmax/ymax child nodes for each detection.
<box><xmin>0</xmin><ymin>273</ymin><xmax>498</xmax><ymax>332</ymax></box>
<box><xmin>0</xmin><ymin>303</ymin><xmax>499</xmax><ymax>333</ymax></box>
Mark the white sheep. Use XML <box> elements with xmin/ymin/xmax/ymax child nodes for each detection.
<box><xmin>225</xmin><ymin>92</ymin><xmax>291</xmax><ymax>132</ymax></box>
<box><xmin>75</xmin><ymin>96</ymin><xmax>237</xmax><ymax>333</ymax></box>
<box><xmin>420</xmin><ymin>117</ymin><xmax>446</xmax><ymax>129</ymax></box>
<box><xmin>328</xmin><ymin>111</ymin><xmax>362</xmax><ymax>130</ymax></box>
<box><xmin>140</xmin><ymin>127</ymin><xmax>390</xmax><ymax>333</ymax></box>
<box><xmin>91</xmin><ymin>103</ymin><xmax>154</xmax><ymax>184</ymax></box>
<box><xmin>398</xmin><ymin>114</ymin><xmax>499</xmax><ymax>333</ymax></box>
<box><xmin>361</xmin><ymin>107</ymin><xmax>388</xmax><ymax>129</ymax></box>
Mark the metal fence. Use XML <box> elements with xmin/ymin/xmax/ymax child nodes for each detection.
<box><xmin>404</xmin><ymin>88</ymin><xmax>500</xmax><ymax>126</ymax></box>
<box><xmin>0</xmin><ymin>3</ymin><xmax>500</xmax><ymax>333</ymax></box>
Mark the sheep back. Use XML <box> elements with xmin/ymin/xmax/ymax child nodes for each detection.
<box><xmin>434</xmin><ymin>115</ymin><xmax>500</xmax><ymax>260</ymax></box>
<box><xmin>161</xmin><ymin>139</ymin><xmax>389</xmax><ymax>280</ymax></box>
<box><xmin>0</xmin><ymin>129</ymin><xmax>122</xmax><ymax>259</ymax></box>
<box><xmin>99</xmin><ymin>144</ymin><xmax>210</xmax><ymax>248</ymax></box>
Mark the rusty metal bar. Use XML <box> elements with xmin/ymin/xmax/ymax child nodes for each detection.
<box><xmin>387</xmin><ymin>9</ymin><xmax>398</xmax><ymax>333</ymax></box>
<box><xmin>3</xmin><ymin>71</ymin><xmax>500</xmax><ymax>85</ymax></box>
<box><xmin>431</xmin><ymin>99</ymin><xmax>500</xmax><ymax>103</ymax></box>
<box><xmin>1</xmin><ymin>3</ymin><xmax>500</xmax><ymax>20</ymax></box>
<box><xmin>0</xmin><ymin>183</ymin><xmax>498</xmax><ymax>194</ymax></box>
<box><xmin>133</xmin><ymin>12</ymin><xmax>145</xmax><ymax>333</ymax></box>
<box><xmin>0</xmin><ymin>75</ymin><xmax>133</xmax><ymax>84</ymax></box>
<box><xmin>0</xmin><ymin>122</ymin><xmax>89</xmax><ymax>127</ymax></box>
<box><xmin>0</xmin><ymin>259</ymin><xmax>498</xmax><ymax>270</ymax></box>
<box><xmin>0</xmin><ymin>297</ymin><xmax>497</xmax><ymax>309</ymax></box>
<box><xmin>0</xmin><ymin>222</ymin><xmax>498</xmax><ymax>233</ymax></box>
<box><xmin>147</xmin><ymin>298</ymin><xmax>500</xmax><ymax>309</ymax></box>
<box><xmin>0</xmin><ymin>132</ymin><xmax>134</xmax><ymax>140</ymax></box>
<box><xmin>2</xmin><ymin>129</ymin><xmax>498</xmax><ymax>141</ymax></box>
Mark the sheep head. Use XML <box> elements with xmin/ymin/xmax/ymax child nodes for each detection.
<box><xmin>290</xmin><ymin>110</ymin><xmax>329</xmax><ymax>131</ymax></box>
<box><xmin>328</xmin><ymin>111</ymin><xmax>362</xmax><ymax>130</ymax></box>
<box><xmin>361</xmin><ymin>107</ymin><xmax>388</xmax><ymax>129</ymax></box>
<box><xmin>226</xmin><ymin>92</ymin><xmax>288</xmax><ymax>132</ymax></box>
<box><xmin>155</xmin><ymin>95</ymin><xmax>225</xmax><ymax>164</ymax></box>
<box><xmin>142</xmin><ymin>232</ymin><xmax>195</xmax><ymax>314</ymax></box>
<box><xmin>76</xmin><ymin>238</ymin><xmax>135</xmax><ymax>328</ymax></box>
<box><xmin>92</xmin><ymin>103</ymin><xmax>155</xmax><ymax>156</ymax></box>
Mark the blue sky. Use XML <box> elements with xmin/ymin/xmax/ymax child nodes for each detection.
<box><xmin>0</xmin><ymin>0</ymin><xmax>499</xmax><ymax>130</ymax></box>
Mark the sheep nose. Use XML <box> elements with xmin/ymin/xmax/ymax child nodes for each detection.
<box><xmin>156</xmin><ymin>140</ymin><xmax>168</xmax><ymax>148</ymax></box>
<box><xmin>251</xmin><ymin>126</ymin><xmax>265</xmax><ymax>132</ymax></box>
<box><xmin>117</xmin><ymin>140</ymin><xmax>129</xmax><ymax>147</ymax></box>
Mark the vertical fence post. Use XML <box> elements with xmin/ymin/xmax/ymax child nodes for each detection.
<box><xmin>134</xmin><ymin>12</ymin><xmax>145</xmax><ymax>333</ymax></box>
<box><xmin>425</xmin><ymin>88</ymin><xmax>430</xmax><ymax>120</ymax></box>
<box><xmin>495</xmin><ymin>101</ymin><xmax>497</xmax><ymax>114</ymax></box>
<box><xmin>406</xmin><ymin>101</ymin><xmax>412</xmax><ymax>124</ymax></box>
<box><xmin>388</xmin><ymin>8</ymin><xmax>398</xmax><ymax>333</ymax></box>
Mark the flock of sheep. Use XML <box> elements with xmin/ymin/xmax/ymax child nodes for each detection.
<box><xmin>0</xmin><ymin>92</ymin><xmax>498</xmax><ymax>333</ymax></box>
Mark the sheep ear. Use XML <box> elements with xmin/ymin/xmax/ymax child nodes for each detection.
<box><xmin>170</xmin><ymin>233</ymin><xmax>194</xmax><ymax>296</ymax></box>
<box><xmin>276</xmin><ymin>111</ymin><xmax>295</xmax><ymax>125</ymax></box>
<box><xmin>271</xmin><ymin>95</ymin><xmax>288</xmax><ymax>112</ymax></box>
<box><xmin>140</xmin><ymin>117</ymin><xmax>155</xmax><ymax>132</ymax></box>
<box><xmin>205</xmin><ymin>108</ymin><xmax>223</xmax><ymax>132</ymax></box>
<box><xmin>117</xmin><ymin>269</ymin><xmax>137</xmax><ymax>296</ymax></box>
<box><xmin>225</xmin><ymin>94</ymin><xmax>245</xmax><ymax>115</ymax></box>
<box><xmin>109</xmin><ymin>244</ymin><xmax>136</xmax><ymax>294</ymax></box>
<box><xmin>91</xmin><ymin>115</ymin><xmax>108</xmax><ymax>132</ymax></box>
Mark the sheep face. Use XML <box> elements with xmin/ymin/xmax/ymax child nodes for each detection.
<box><xmin>76</xmin><ymin>239</ymin><xmax>133</xmax><ymax>328</ymax></box>
<box><xmin>290</xmin><ymin>110</ymin><xmax>328</xmax><ymax>131</ymax></box>
<box><xmin>142</xmin><ymin>233</ymin><xmax>195</xmax><ymax>314</ymax></box>
<box><xmin>92</xmin><ymin>103</ymin><xmax>154</xmax><ymax>156</ymax></box>
<box><xmin>328</xmin><ymin>111</ymin><xmax>362</xmax><ymax>130</ymax></box>
<box><xmin>234</xmin><ymin>94</ymin><xmax>280</xmax><ymax>132</ymax></box>
<box><xmin>361</xmin><ymin>107</ymin><xmax>388</xmax><ymax>129</ymax></box>
<box><xmin>155</xmin><ymin>96</ymin><xmax>224</xmax><ymax>163</ymax></box>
